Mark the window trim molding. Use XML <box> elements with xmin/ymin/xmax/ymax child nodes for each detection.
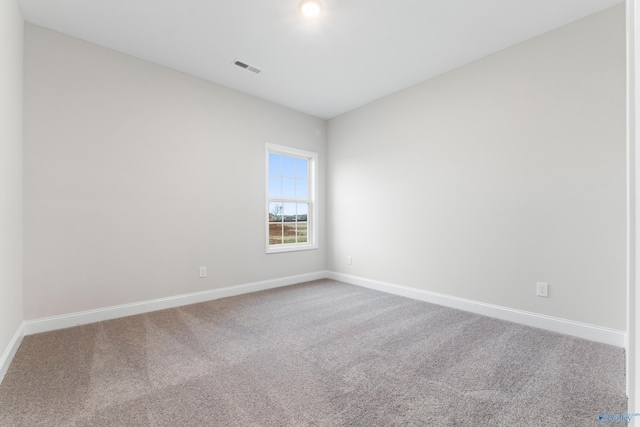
<box><xmin>265</xmin><ymin>143</ymin><xmax>318</xmax><ymax>254</ymax></box>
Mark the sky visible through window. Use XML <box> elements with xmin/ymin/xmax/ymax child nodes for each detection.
<box><xmin>268</xmin><ymin>154</ymin><xmax>309</xmax><ymax>200</ymax></box>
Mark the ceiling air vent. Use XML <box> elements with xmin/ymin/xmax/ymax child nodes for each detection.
<box><xmin>233</xmin><ymin>59</ymin><xmax>261</xmax><ymax>74</ymax></box>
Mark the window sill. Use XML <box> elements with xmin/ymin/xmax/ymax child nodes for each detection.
<box><xmin>266</xmin><ymin>244</ymin><xmax>318</xmax><ymax>254</ymax></box>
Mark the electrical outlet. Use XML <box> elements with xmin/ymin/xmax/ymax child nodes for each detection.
<box><xmin>536</xmin><ymin>282</ymin><xmax>548</xmax><ymax>298</ymax></box>
<box><xmin>199</xmin><ymin>266</ymin><xmax>207</xmax><ymax>278</ymax></box>
<box><xmin>347</xmin><ymin>256</ymin><xmax>352</xmax><ymax>265</ymax></box>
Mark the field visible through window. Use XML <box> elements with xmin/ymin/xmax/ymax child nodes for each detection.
<box><xmin>268</xmin><ymin>222</ymin><xmax>308</xmax><ymax>244</ymax></box>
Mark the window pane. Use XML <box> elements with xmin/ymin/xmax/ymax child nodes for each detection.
<box><xmin>295</xmin><ymin>179</ymin><xmax>308</xmax><ymax>199</ymax></box>
<box><xmin>296</xmin><ymin>158</ymin><xmax>308</xmax><ymax>179</ymax></box>
<box><xmin>282</xmin><ymin>156</ymin><xmax>296</xmax><ymax>177</ymax></box>
<box><xmin>283</xmin><ymin>203</ymin><xmax>296</xmax><ymax>222</ymax></box>
<box><xmin>269</xmin><ymin>202</ymin><xmax>283</xmax><ymax>222</ymax></box>
<box><xmin>282</xmin><ymin>178</ymin><xmax>295</xmax><ymax>198</ymax></box>
<box><xmin>296</xmin><ymin>203</ymin><xmax>308</xmax><ymax>221</ymax></box>
<box><xmin>268</xmin><ymin>176</ymin><xmax>281</xmax><ymax>198</ymax></box>
<box><xmin>269</xmin><ymin>154</ymin><xmax>282</xmax><ymax>175</ymax></box>
<box><xmin>297</xmin><ymin>222</ymin><xmax>308</xmax><ymax>243</ymax></box>
<box><xmin>283</xmin><ymin>223</ymin><xmax>297</xmax><ymax>243</ymax></box>
<box><xmin>269</xmin><ymin>223</ymin><xmax>283</xmax><ymax>244</ymax></box>
<box><xmin>267</xmin><ymin>145</ymin><xmax>316</xmax><ymax>251</ymax></box>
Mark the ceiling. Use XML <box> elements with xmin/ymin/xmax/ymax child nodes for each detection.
<box><xmin>19</xmin><ymin>0</ymin><xmax>623</xmax><ymax>119</ymax></box>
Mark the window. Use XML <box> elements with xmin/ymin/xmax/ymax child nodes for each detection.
<box><xmin>266</xmin><ymin>143</ymin><xmax>318</xmax><ymax>253</ymax></box>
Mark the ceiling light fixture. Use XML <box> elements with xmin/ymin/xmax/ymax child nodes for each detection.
<box><xmin>300</xmin><ymin>0</ymin><xmax>322</xmax><ymax>18</ymax></box>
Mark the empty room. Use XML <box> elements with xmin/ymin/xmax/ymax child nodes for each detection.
<box><xmin>2</xmin><ymin>0</ymin><xmax>640</xmax><ymax>425</ymax></box>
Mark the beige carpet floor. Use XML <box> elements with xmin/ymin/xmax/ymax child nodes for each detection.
<box><xmin>0</xmin><ymin>279</ymin><xmax>627</xmax><ymax>426</ymax></box>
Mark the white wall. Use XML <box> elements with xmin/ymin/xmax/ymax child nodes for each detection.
<box><xmin>23</xmin><ymin>24</ymin><xmax>326</xmax><ymax>320</ymax></box>
<box><xmin>0</xmin><ymin>0</ymin><xmax>24</xmax><ymax>364</ymax></box>
<box><xmin>629</xmin><ymin>0</ymin><xmax>639</xmax><ymax>413</ymax></box>
<box><xmin>22</xmin><ymin>5</ymin><xmax>626</xmax><ymax>332</ymax></box>
<box><xmin>327</xmin><ymin>5</ymin><xmax>626</xmax><ymax>330</ymax></box>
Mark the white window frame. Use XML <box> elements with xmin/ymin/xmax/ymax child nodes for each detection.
<box><xmin>265</xmin><ymin>143</ymin><xmax>318</xmax><ymax>254</ymax></box>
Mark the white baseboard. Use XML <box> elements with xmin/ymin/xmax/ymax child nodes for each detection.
<box><xmin>23</xmin><ymin>271</ymin><xmax>328</xmax><ymax>336</ymax></box>
<box><xmin>0</xmin><ymin>323</ymin><xmax>24</xmax><ymax>385</ymax></box>
<box><xmin>20</xmin><ymin>270</ymin><xmax>626</xmax><ymax>349</ymax></box>
<box><xmin>328</xmin><ymin>272</ymin><xmax>626</xmax><ymax>348</ymax></box>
